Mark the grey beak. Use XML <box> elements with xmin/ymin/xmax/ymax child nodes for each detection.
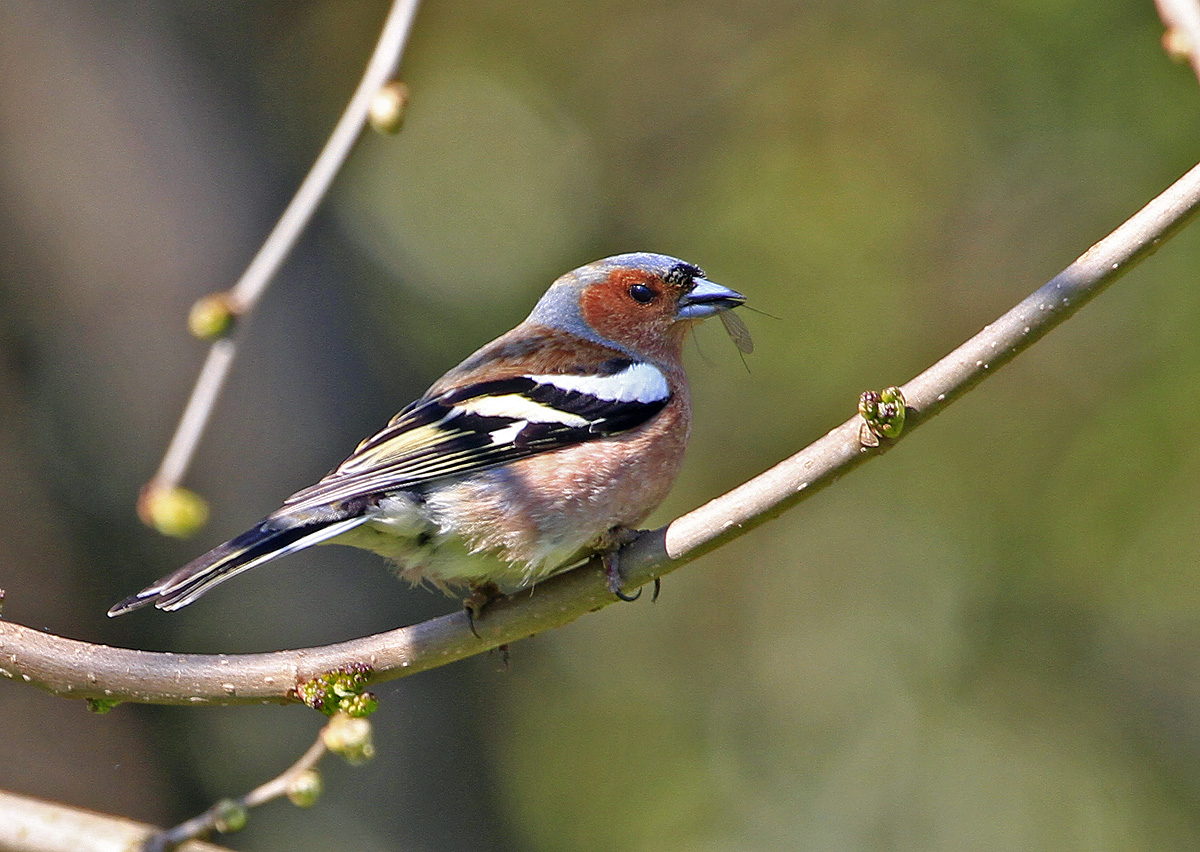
<box><xmin>676</xmin><ymin>278</ymin><xmax>746</xmax><ymax>319</ymax></box>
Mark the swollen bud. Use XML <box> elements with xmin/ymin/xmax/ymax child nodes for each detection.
<box><xmin>212</xmin><ymin>799</ymin><xmax>248</xmax><ymax>834</ymax></box>
<box><xmin>138</xmin><ymin>484</ymin><xmax>210</xmax><ymax>538</ymax></box>
<box><xmin>369</xmin><ymin>81</ymin><xmax>409</xmax><ymax>134</ymax></box>
<box><xmin>322</xmin><ymin>713</ymin><xmax>376</xmax><ymax>765</ymax></box>
<box><xmin>188</xmin><ymin>292</ymin><xmax>238</xmax><ymax>341</ymax></box>
<box><xmin>287</xmin><ymin>769</ymin><xmax>323</xmax><ymax>808</ymax></box>
<box><xmin>858</xmin><ymin>386</ymin><xmax>907</xmax><ymax>447</ymax></box>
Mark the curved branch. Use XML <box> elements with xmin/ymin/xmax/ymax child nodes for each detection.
<box><xmin>4</xmin><ymin>159</ymin><xmax>1200</xmax><ymax>707</ymax></box>
<box><xmin>148</xmin><ymin>0</ymin><xmax>422</xmax><ymax>495</ymax></box>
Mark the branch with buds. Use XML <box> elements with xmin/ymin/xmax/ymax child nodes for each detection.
<box><xmin>3</xmin><ymin>157</ymin><xmax>1200</xmax><ymax>708</ymax></box>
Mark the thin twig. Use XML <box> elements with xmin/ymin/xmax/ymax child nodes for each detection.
<box><xmin>241</xmin><ymin>735</ymin><xmax>326</xmax><ymax>808</ymax></box>
<box><xmin>154</xmin><ymin>340</ymin><xmax>237</xmax><ymax>490</ymax></box>
<box><xmin>143</xmin><ymin>728</ymin><xmax>330</xmax><ymax>852</ymax></box>
<box><xmin>3</xmin><ymin>159</ymin><xmax>1200</xmax><ymax>706</ymax></box>
<box><xmin>147</xmin><ymin>0</ymin><xmax>422</xmax><ymax>496</ymax></box>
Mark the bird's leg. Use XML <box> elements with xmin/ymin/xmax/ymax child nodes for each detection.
<box><xmin>602</xmin><ymin>549</ymin><xmax>640</xmax><ymax>601</ymax></box>
<box><xmin>599</xmin><ymin>526</ymin><xmax>646</xmax><ymax>602</ymax></box>
<box><xmin>463</xmin><ymin>581</ymin><xmax>503</xmax><ymax>639</ymax></box>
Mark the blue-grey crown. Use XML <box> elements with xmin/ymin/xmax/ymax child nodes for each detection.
<box><xmin>526</xmin><ymin>253</ymin><xmax>702</xmax><ymax>342</ymax></box>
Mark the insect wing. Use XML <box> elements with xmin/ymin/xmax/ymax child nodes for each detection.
<box><xmin>719</xmin><ymin>310</ymin><xmax>754</xmax><ymax>354</ymax></box>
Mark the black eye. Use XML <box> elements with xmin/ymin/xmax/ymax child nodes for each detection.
<box><xmin>628</xmin><ymin>283</ymin><xmax>657</xmax><ymax>304</ymax></box>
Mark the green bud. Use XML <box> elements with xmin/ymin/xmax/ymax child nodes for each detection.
<box><xmin>858</xmin><ymin>386</ymin><xmax>907</xmax><ymax>446</ymax></box>
<box><xmin>323</xmin><ymin>713</ymin><xmax>375</xmax><ymax>765</ymax></box>
<box><xmin>286</xmin><ymin>769</ymin><xmax>323</xmax><ymax>808</ymax></box>
<box><xmin>187</xmin><ymin>292</ymin><xmax>238</xmax><ymax>341</ymax></box>
<box><xmin>138</xmin><ymin>485</ymin><xmax>210</xmax><ymax>538</ymax></box>
<box><xmin>212</xmin><ymin>799</ymin><xmax>248</xmax><ymax>834</ymax></box>
<box><xmin>297</xmin><ymin>678</ymin><xmax>331</xmax><ymax>715</ymax></box>
<box><xmin>86</xmin><ymin>698</ymin><xmax>121</xmax><ymax>714</ymax></box>
<box><xmin>341</xmin><ymin>692</ymin><xmax>379</xmax><ymax>718</ymax></box>
<box><xmin>297</xmin><ymin>664</ymin><xmax>376</xmax><ymax>716</ymax></box>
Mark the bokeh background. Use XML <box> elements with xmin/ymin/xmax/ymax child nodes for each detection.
<box><xmin>3</xmin><ymin>1</ymin><xmax>1200</xmax><ymax>849</ymax></box>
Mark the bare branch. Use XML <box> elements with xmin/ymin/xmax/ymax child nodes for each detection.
<box><xmin>146</xmin><ymin>0</ymin><xmax>422</xmax><ymax>498</ymax></box>
<box><xmin>140</xmin><ymin>714</ymin><xmax>365</xmax><ymax>852</ymax></box>
<box><xmin>3</xmin><ymin>159</ymin><xmax>1200</xmax><ymax>707</ymax></box>
<box><xmin>0</xmin><ymin>789</ymin><xmax>232</xmax><ymax>852</ymax></box>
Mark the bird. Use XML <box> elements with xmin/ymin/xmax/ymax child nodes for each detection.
<box><xmin>109</xmin><ymin>253</ymin><xmax>746</xmax><ymax>617</ymax></box>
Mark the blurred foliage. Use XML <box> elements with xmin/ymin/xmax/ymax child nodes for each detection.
<box><xmin>3</xmin><ymin>0</ymin><xmax>1200</xmax><ymax>850</ymax></box>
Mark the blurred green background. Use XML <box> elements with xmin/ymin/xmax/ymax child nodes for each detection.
<box><xmin>3</xmin><ymin>0</ymin><xmax>1200</xmax><ymax>849</ymax></box>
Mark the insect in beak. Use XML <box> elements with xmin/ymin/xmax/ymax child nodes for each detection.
<box><xmin>718</xmin><ymin>309</ymin><xmax>754</xmax><ymax>354</ymax></box>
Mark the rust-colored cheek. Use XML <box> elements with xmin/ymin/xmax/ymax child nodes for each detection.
<box><xmin>579</xmin><ymin>273</ymin><xmax>681</xmax><ymax>359</ymax></box>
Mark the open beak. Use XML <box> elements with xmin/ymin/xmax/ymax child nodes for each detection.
<box><xmin>675</xmin><ymin>278</ymin><xmax>746</xmax><ymax>320</ymax></box>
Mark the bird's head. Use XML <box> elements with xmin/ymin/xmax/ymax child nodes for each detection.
<box><xmin>527</xmin><ymin>253</ymin><xmax>745</xmax><ymax>362</ymax></box>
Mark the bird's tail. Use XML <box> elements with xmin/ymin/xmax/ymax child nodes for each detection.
<box><xmin>107</xmin><ymin>513</ymin><xmax>370</xmax><ymax>616</ymax></box>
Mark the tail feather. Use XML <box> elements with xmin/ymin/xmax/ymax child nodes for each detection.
<box><xmin>108</xmin><ymin>514</ymin><xmax>370</xmax><ymax>616</ymax></box>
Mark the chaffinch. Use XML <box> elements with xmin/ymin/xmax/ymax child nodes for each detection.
<box><xmin>109</xmin><ymin>253</ymin><xmax>745</xmax><ymax>617</ymax></box>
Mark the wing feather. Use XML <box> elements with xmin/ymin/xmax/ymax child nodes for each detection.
<box><xmin>281</xmin><ymin>361</ymin><xmax>670</xmax><ymax>514</ymax></box>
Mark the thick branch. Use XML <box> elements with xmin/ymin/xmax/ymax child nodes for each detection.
<box><xmin>4</xmin><ymin>160</ymin><xmax>1200</xmax><ymax>707</ymax></box>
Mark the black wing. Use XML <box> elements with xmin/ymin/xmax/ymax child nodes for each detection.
<box><xmin>280</xmin><ymin>360</ymin><xmax>671</xmax><ymax>513</ymax></box>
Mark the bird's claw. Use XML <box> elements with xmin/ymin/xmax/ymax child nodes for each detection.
<box><xmin>612</xmin><ymin>583</ymin><xmax>642</xmax><ymax>602</ymax></box>
<box><xmin>462</xmin><ymin>582</ymin><xmax>502</xmax><ymax>639</ymax></box>
<box><xmin>602</xmin><ymin>545</ymin><xmax>642</xmax><ymax>601</ymax></box>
